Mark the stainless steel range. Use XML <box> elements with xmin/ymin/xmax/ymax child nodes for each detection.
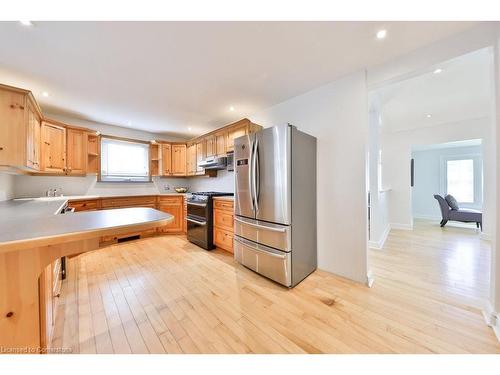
<box><xmin>187</xmin><ymin>191</ymin><xmax>234</xmax><ymax>250</ymax></box>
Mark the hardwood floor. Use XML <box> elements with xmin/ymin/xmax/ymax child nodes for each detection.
<box><xmin>51</xmin><ymin>220</ymin><xmax>500</xmax><ymax>353</ymax></box>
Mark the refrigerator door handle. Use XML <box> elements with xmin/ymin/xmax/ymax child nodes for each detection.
<box><xmin>255</xmin><ymin>138</ymin><xmax>260</xmax><ymax>210</ymax></box>
<box><xmin>234</xmin><ymin>217</ymin><xmax>287</xmax><ymax>233</ymax></box>
<box><xmin>249</xmin><ymin>138</ymin><xmax>255</xmax><ymax>213</ymax></box>
<box><xmin>252</xmin><ymin>138</ymin><xmax>259</xmax><ymax>213</ymax></box>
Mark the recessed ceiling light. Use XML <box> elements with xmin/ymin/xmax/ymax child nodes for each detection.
<box><xmin>433</xmin><ymin>68</ymin><xmax>443</xmax><ymax>74</ymax></box>
<box><xmin>426</xmin><ymin>114</ymin><xmax>432</xmax><ymax>118</ymax></box>
<box><xmin>229</xmin><ymin>106</ymin><xmax>235</xmax><ymax>112</ymax></box>
<box><xmin>19</xmin><ymin>21</ymin><xmax>33</xmax><ymax>27</ymax></box>
<box><xmin>188</xmin><ymin>127</ymin><xmax>192</xmax><ymax>131</ymax></box>
<box><xmin>41</xmin><ymin>91</ymin><xmax>49</xmax><ymax>97</ymax></box>
<box><xmin>376</xmin><ymin>29</ymin><xmax>387</xmax><ymax>39</ymax></box>
<box><xmin>127</xmin><ymin>121</ymin><xmax>132</xmax><ymax>126</ymax></box>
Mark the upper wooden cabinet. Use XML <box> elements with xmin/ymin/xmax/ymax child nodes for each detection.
<box><xmin>41</xmin><ymin>121</ymin><xmax>66</xmax><ymax>173</ymax></box>
<box><xmin>226</xmin><ymin>123</ymin><xmax>248</xmax><ymax>152</ymax></box>
<box><xmin>161</xmin><ymin>143</ymin><xmax>172</xmax><ymax>175</ymax></box>
<box><xmin>195</xmin><ymin>141</ymin><xmax>205</xmax><ymax>175</ymax></box>
<box><xmin>0</xmin><ymin>84</ymin><xmax>43</xmax><ymax>172</ymax></box>
<box><xmin>215</xmin><ymin>132</ymin><xmax>226</xmax><ymax>157</ymax></box>
<box><xmin>66</xmin><ymin>128</ymin><xmax>87</xmax><ymax>175</ymax></box>
<box><xmin>186</xmin><ymin>143</ymin><xmax>196</xmax><ymax>176</ymax></box>
<box><xmin>171</xmin><ymin>144</ymin><xmax>187</xmax><ymax>176</ymax></box>
<box><xmin>205</xmin><ymin>135</ymin><xmax>215</xmax><ymax>158</ymax></box>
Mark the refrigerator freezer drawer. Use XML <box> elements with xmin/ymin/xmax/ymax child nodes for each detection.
<box><xmin>234</xmin><ymin>236</ymin><xmax>291</xmax><ymax>287</ymax></box>
<box><xmin>234</xmin><ymin>216</ymin><xmax>291</xmax><ymax>252</ymax></box>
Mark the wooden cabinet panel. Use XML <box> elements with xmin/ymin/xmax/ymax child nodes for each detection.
<box><xmin>214</xmin><ymin>227</ymin><xmax>234</xmax><ymax>253</ymax></box>
<box><xmin>0</xmin><ymin>88</ymin><xmax>26</xmax><ymax>167</ymax></box>
<box><xmin>215</xmin><ymin>132</ymin><xmax>226</xmax><ymax>156</ymax></box>
<box><xmin>214</xmin><ymin>209</ymin><xmax>234</xmax><ymax>231</ymax></box>
<box><xmin>187</xmin><ymin>143</ymin><xmax>196</xmax><ymax>176</ymax></box>
<box><xmin>39</xmin><ymin>259</ymin><xmax>61</xmax><ymax>349</ymax></box>
<box><xmin>101</xmin><ymin>196</ymin><xmax>157</xmax><ymax>209</ymax></box>
<box><xmin>226</xmin><ymin>125</ymin><xmax>247</xmax><ymax>153</ymax></box>
<box><xmin>162</xmin><ymin>144</ymin><xmax>172</xmax><ymax>175</ymax></box>
<box><xmin>41</xmin><ymin>122</ymin><xmax>66</xmax><ymax>173</ymax></box>
<box><xmin>195</xmin><ymin>141</ymin><xmax>205</xmax><ymax>175</ymax></box>
<box><xmin>158</xmin><ymin>196</ymin><xmax>184</xmax><ymax>233</ymax></box>
<box><xmin>205</xmin><ymin>135</ymin><xmax>215</xmax><ymax>158</ymax></box>
<box><xmin>68</xmin><ymin>199</ymin><xmax>100</xmax><ymax>212</ymax></box>
<box><xmin>213</xmin><ymin>198</ymin><xmax>234</xmax><ymax>253</ymax></box>
<box><xmin>66</xmin><ymin>128</ymin><xmax>87</xmax><ymax>175</ymax></box>
<box><xmin>87</xmin><ymin>133</ymin><xmax>99</xmax><ymax>174</ymax></box>
<box><xmin>171</xmin><ymin>144</ymin><xmax>186</xmax><ymax>176</ymax></box>
<box><xmin>26</xmin><ymin>103</ymin><xmax>41</xmax><ymax>170</ymax></box>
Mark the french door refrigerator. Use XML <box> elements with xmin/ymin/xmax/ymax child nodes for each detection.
<box><xmin>234</xmin><ymin>124</ymin><xmax>317</xmax><ymax>287</ymax></box>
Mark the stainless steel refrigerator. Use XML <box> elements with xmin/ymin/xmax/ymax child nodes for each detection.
<box><xmin>233</xmin><ymin>124</ymin><xmax>317</xmax><ymax>287</ymax></box>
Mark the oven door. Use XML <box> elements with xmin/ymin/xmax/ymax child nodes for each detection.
<box><xmin>187</xmin><ymin>215</ymin><xmax>210</xmax><ymax>248</ymax></box>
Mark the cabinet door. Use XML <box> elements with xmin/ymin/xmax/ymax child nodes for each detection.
<box><xmin>26</xmin><ymin>104</ymin><xmax>41</xmax><ymax>170</ymax></box>
<box><xmin>226</xmin><ymin>125</ymin><xmax>247</xmax><ymax>152</ymax></box>
<box><xmin>196</xmin><ymin>141</ymin><xmax>205</xmax><ymax>175</ymax></box>
<box><xmin>39</xmin><ymin>263</ymin><xmax>54</xmax><ymax>348</ymax></box>
<box><xmin>41</xmin><ymin>122</ymin><xmax>66</xmax><ymax>173</ymax></box>
<box><xmin>171</xmin><ymin>144</ymin><xmax>186</xmax><ymax>176</ymax></box>
<box><xmin>159</xmin><ymin>202</ymin><xmax>183</xmax><ymax>233</ymax></box>
<box><xmin>66</xmin><ymin>128</ymin><xmax>87</xmax><ymax>175</ymax></box>
<box><xmin>162</xmin><ymin>143</ymin><xmax>172</xmax><ymax>175</ymax></box>
<box><xmin>205</xmin><ymin>135</ymin><xmax>215</xmax><ymax>157</ymax></box>
<box><xmin>187</xmin><ymin>143</ymin><xmax>196</xmax><ymax>175</ymax></box>
<box><xmin>0</xmin><ymin>89</ymin><xmax>25</xmax><ymax>166</ymax></box>
<box><xmin>215</xmin><ymin>132</ymin><xmax>226</xmax><ymax>156</ymax></box>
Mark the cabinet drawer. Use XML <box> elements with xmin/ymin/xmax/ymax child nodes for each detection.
<box><xmin>214</xmin><ymin>209</ymin><xmax>234</xmax><ymax>230</ymax></box>
<box><xmin>214</xmin><ymin>227</ymin><xmax>234</xmax><ymax>253</ymax></box>
<box><xmin>68</xmin><ymin>199</ymin><xmax>100</xmax><ymax>211</ymax></box>
<box><xmin>101</xmin><ymin>196</ymin><xmax>156</xmax><ymax>208</ymax></box>
<box><xmin>213</xmin><ymin>199</ymin><xmax>234</xmax><ymax>212</ymax></box>
<box><xmin>158</xmin><ymin>196</ymin><xmax>183</xmax><ymax>205</ymax></box>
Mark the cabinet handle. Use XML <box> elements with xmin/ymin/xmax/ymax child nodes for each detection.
<box><xmin>0</xmin><ymin>147</ymin><xmax>3</xmax><ymax>151</ymax></box>
<box><xmin>6</xmin><ymin>311</ymin><xmax>14</xmax><ymax>318</ymax></box>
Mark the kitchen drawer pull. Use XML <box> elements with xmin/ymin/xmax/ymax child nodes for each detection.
<box><xmin>187</xmin><ymin>217</ymin><xmax>207</xmax><ymax>226</ymax></box>
<box><xmin>234</xmin><ymin>218</ymin><xmax>286</xmax><ymax>233</ymax></box>
<box><xmin>234</xmin><ymin>237</ymin><xmax>286</xmax><ymax>259</ymax></box>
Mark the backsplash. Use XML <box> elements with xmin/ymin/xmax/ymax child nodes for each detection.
<box><xmin>10</xmin><ymin>170</ymin><xmax>234</xmax><ymax>198</ymax></box>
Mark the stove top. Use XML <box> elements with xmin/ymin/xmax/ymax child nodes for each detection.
<box><xmin>191</xmin><ymin>191</ymin><xmax>234</xmax><ymax>197</ymax></box>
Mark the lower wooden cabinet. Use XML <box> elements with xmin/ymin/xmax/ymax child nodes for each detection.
<box><xmin>39</xmin><ymin>258</ymin><xmax>62</xmax><ymax>349</ymax></box>
<box><xmin>213</xmin><ymin>198</ymin><xmax>234</xmax><ymax>253</ymax></box>
<box><xmin>68</xmin><ymin>199</ymin><xmax>100</xmax><ymax>211</ymax></box>
<box><xmin>158</xmin><ymin>196</ymin><xmax>184</xmax><ymax>234</ymax></box>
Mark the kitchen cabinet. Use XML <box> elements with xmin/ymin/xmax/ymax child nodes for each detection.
<box><xmin>171</xmin><ymin>144</ymin><xmax>186</xmax><ymax>176</ymax></box>
<box><xmin>39</xmin><ymin>259</ymin><xmax>62</xmax><ymax>349</ymax></box>
<box><xmin>68</xmin><ymin>199</ymin><xmax>100</xmax><ymax>212</ymax></box>
<box><xmin>87</xmin><ymin>133</ymin><xmax>99</xmax><ymax>174</ymax></box>
<box><xmin>26</xmin><ymin>101</ymin><xmax>42</xmax><ymax>170</ymax></box>
<box><xmin>41</xmin><ymin>121</ymin><xmax>66</xmax><ymax>173</ymax></box>
<box><xmin>195</xmin><ymin>140</ymin><xmax>205</xmax><ymax>175</ymax></box>
<box><xmin>187</xmin><ymin>143</ymin><xmax>197</xmax><ymax>176</ymax></box>
<box><xmin>226</xmin><ymin>124</ymin><xmax>247</xmax><ymax>153</ymax></box>
<box><xmin>213</xmin><ymin>198</ymin><xmax>234</xmax><ymax>253</ymax></box>
<box><xmin>205</xmin><ymin>135</ymin><xmax>215</xmax><ymax>158</ymax></box>
<box><xmin>66</xmin><ymin>128</ymin><xmax>87</xmax><ymax>175</ymax></box>
<box><xmin>149</xmin><ymin>142</ymin><xmax>161</xmax><ymax>176</ymax></box>
<box><xmin>0</xmin><ymin>84</ymin><xmax>43</xmax><ymax>171</ymax></box>
<box><xmin>162</xmin><ymin>143</ymin><xmax>172</xmax><ymax>175</ymax></box>
<box><xmin>158</xmin><ymin>195</ymin><xmax>184</xmax><ymax>233</ymax></box>
<box><xmin>215</xmin><ymin>131</ymin><xmax>226</xmax><ymax>156</ymax></box>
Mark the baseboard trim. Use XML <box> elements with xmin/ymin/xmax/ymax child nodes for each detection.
<box><xmin>413</xmin><ymin>214</ymin><xmax>441</xmax><ymax>221</ymax></box>
<box><xmin>482</xmin><ymin>301</ymin><xmax>500</xmax><ymax>343</ymax></box>
<box><xmin>480</xmin><ymin>233</ymin><xmax>492</xmax><ymax>241</ymax></box>
<box><xmin>390</xmin><ymin>223</ymin><xmax>413</xmax><ymax>230</ymax></box>
<box><xmin>369</xmin><ymin>224</ymin><xmax>391</xmax><ymax>250</ymax></box>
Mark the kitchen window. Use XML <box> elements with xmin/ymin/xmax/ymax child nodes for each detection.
<box><xmin>441</xmin><ymin>154</ymin><xmax>482</xmax><ymax>207</ymax></box>
<box><xmin>100</xmin><ymin>136</ymin><xmax>150</xmax><ymax>182</ymax></box>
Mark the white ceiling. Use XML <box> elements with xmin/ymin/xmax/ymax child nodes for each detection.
<box><xmin>0</xmin><ymin>21</ymin><xmax>479</xmax><ymax>138</ymax></box>
<box><xmin>371</xmin><ymin>47</ymin><xmax>492</xmax><ymax>133</ymax></box>
<box><xmin>412</xmin><ymin>139</ymin><xmax>482</xmax><ymax>152</ymax></box>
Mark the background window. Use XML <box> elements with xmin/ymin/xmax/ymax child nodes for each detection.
<box><xmin>100</xmin><ymin>137</ymin><xmax>150</xmax><ymax>182</ymax></box>
<box><xmin>446</xmin><ymin>159</ymin><xmax>474</xmax><ymax>203</ymax></box>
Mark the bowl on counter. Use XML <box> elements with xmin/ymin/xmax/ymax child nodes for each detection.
<box><xmin>174</xmin><ymin>187</ymin><xmax>188</xmax><ymax>193</ymax></box>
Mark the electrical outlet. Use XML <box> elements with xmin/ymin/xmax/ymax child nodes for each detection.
<box><xmin>163</xmin><ymin>184</ymin><xmax>170</xmax><ymax>191</ymax></box>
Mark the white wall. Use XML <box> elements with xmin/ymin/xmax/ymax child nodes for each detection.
<box><xmin>250</xmin><ymin>71</ymin><xmax>369</xmax><ymax>284</ymax></box>
<box><xmin>0</xmin><ymin>173</ymin><xmax>15</xmax><ymax>201</ymax></box>
<box><xmin>381</xmin><ymin>117</ymin><xmax>494</xmax><ymax>236</ymax></box>
<box><xmin>187</xmin><ymin>170</ymin><xmax>235</xmax><ymax>193</ymax></box>
<box><xmin>411</xmin><ymin>145</ymin><xmax>483</xmax><ymax>219</ymax></box>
